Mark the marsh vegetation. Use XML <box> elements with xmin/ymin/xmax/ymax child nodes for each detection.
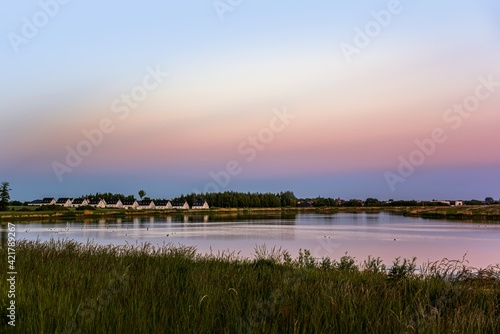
<box><xmin>1</xmin><ymin>240</ymin><xmax>499</xmax><ymax>333</ymax></box>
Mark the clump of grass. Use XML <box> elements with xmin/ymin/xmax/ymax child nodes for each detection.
<box><xmin>0</xmin><ymin>240</ymin><xmax>498</xmax><ymax>333</ymax></box>
<box><xmin>362</xmin><ymin>255</ymin><xmax>387</xmax><ymax>274</ymax></box>
<box><xmin>388</xmin><ymin>256</ymin><xmax>417</xmax><ymax>281</ymax></box>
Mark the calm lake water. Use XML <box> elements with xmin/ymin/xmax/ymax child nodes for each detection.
<box><xmin>4</xmin><ymin>212</ymin><xmax>500</xmax><ymax>268</ymax></box>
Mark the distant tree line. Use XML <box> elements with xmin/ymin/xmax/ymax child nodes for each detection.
<box><xmin>83</xmin><ymin>192</ymin><xmax>138</xmax><ymax>202</ymax></box>
<box><xmin>171</xmin><ymin>191</ymin><xmax>298</xmax><ymax>208</ymax></box>
<box><xmin>2</xmin><ymin>182</ymin><xmax>500</xmax><ymax>209</ymax></box>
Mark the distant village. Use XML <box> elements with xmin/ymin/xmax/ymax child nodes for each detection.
<box><xmin>28</xmin><ymin>197</ymin><xmax>209</xmax><ymax>210</ymax></box>
<box><xmin>25</xmin><ymin>195</ymin><xmax>499</xmax><ymax>210</ymax></box>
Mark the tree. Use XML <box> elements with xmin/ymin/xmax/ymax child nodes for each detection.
<box><xmin>138</xmin><ymin>190</ymin><xmax>146</xmax><ymax>200</ymax></box>
<box><xmin>343</xmin><ymin>199</ymin><xmax>364</xmax><ymax>207</ymax></box>
<box><xmin>365</xmin><ymin>198</ymin><xmax>381</xmax><ymax>207</ymax></box>
<box><xmin>313</xmin><ymin>197</ymin><xmax>329</xmax><ymax>207</ymax></box>
<box><xmin>279</xmin><ymin>191</ymin><xmax>297</xmax><ymax>207</ymax></box>
<box><xmin>0</xmin><ymin>182</ymin><xmax>11</xmax><ymax>211</ymax></box>
<box><xmin>485</xmin><ymin>197</ymin><xmax>495</xmax><ymax>205</ymax></box>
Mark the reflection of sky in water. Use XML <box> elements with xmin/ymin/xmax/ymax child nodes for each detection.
<box><xmin>4</xmin><ymin>213</ymin><xmax>500</xmax><ymax>268</ymax></box>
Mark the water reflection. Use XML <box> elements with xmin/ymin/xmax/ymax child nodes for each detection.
<box><xmin>2</xmin><ymin>213</ymin><xmax>500</xmax><ymax>268</ymax></box>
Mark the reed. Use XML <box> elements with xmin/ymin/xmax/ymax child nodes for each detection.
<box><xmin>1</xmin><ymin>240</ymin><xmax>498</xmax><ymax>333</ymax></box>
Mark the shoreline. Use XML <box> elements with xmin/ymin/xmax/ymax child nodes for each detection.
<box><xmin>1</xmin><ymin>205</ymin><xmax>500</xmax><ymax>223</ymax></box>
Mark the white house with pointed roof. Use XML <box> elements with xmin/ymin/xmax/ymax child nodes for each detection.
<box><xmin>56</xmin><ymin>198</ymin><xmax>73</xmax><ymax>207</ymax></box>
<box><xmin>105</xmin><ymin>199</ymin><xmax>123</xmax><ymax>209</ymax></box>
<box><xmin>88</xmin><ymin>199</ymin><xmax>106</xmax><ymax>208</ymax></box>
<box><xmin>137</xmin><ymin>200</ymin><xmax>155</xmax><ymax>210</ymax></box>
<box><xmin>155</xmin><ymin>200</ymin><xmax>172</xmax><ymax>210</ymax></box>
<box><xmin>172</xmin><ymin>200</ymin><xmax>190</xmax><ymax>210</ymax></box>
<box><xmin>192</xmin><ymin>200</ymin><xmax>209</xmax><ymax>209</ymax></box>
<box><xmin>70</xmin><ymin>198</ymin><xmax>89</xmax><ymax>207</ymax></box>
<box><xmin>41</xmin><ymin>198</ymin><xmax>56</xmax><ymax>205</ymax></box>
<box><xmin>122</xmin><ymin>200</ymin><xmax>139</xmax><ymax>210</ymax></box>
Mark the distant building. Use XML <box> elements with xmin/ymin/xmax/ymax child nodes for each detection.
<box><xmin>41</xmin><ymin>198</ymin><xmax>56</xmax><ymax>206</ymax></box>
<box><xmin>28</xmin><ymin>199</ymin><xmax>43</xmax><ymax>206</ymax></box>
<box><xmin>88</xmin><ymin>199</ymin><xmax>106</xmax><ymax>208</ymax></box>
<box><xmin>192</xmin><ymin>200</ymin><xmax>209</xmax><ymax>209</ymax></box>
<box><xmin>154</xmin><ymin>200</ymin><xmax>172</xmax><ymax>210</ymax></box>
<box><xmin>172</xmin><ymin>200</ymin><xmax>190</xmax><ymax>210</ymax></box>
<box><xmin>122</xmin><ymin>200</ymin><xmax>139</xmax><ymax>210</ymax></box>
<box><xmin>70</xmin><ymin>198</ymin><xmax>89</xmax><ymax>207</ymax></box>
<box><xmin>105</xmin><ymin>199</ymin><xmax>123</xmax><ymax>209</ymax></box>
<box><xmin>450</xmin><ymin>200</ymin><xmax>463</xmax><ymax>206</ymax></box>
<box><xmin>56</xmin><ymin>198</ymin><xmax>73</xmax><ymax>207</ymax></box>
<box><xmin>137</xmin><ymin>200</ymin><xmax>155</xmax><ymax>210</ymax></box>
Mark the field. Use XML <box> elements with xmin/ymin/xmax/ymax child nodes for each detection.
<box><xmin>1</xmin><ymin>240</ymin><xmax>499</xmax><ymax>333</ymax></box>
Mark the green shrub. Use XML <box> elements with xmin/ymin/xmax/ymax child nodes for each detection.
<box><xmin>35</xmin><ymin>205</ymin><xmax>68</xmax><ymax>211</ymax></box>
<box><xmin>75</xmin><ymin>205</ymin><xmax>96</xmax><ymax>211</ymax></box>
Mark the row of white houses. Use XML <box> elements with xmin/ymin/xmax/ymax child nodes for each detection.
<box><xmin>28</xmin><ymin>197</ymin><xmax>209</xmax><ymax>210</ymax></box>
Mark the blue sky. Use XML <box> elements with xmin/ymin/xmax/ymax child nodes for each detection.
<box><xmin>1</xmin><ymin>0</ymin><xmax>499</xmax><ymax>201</ymax></box>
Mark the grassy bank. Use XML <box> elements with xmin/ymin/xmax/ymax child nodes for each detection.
<box><xmin>2</xmin><ymin>205</ymin><xmax>500</xmax><ymax>223</ymax></box>
<box><xmin>0</xmin><ymin>206</ymin><xmax>345</xmax><ymax>222</ymax></box>
<box><xmin>1</xmin><ymin>240</ymin><xmax>499</xmax><ymax>333</ymax></box>
<box><xmin>401</xmin><ymin>205</ymin><xmax>500</xmax><ymax>221</ymax></box>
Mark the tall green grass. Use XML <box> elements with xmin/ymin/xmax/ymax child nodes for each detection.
<box><xmin>1</xmin><ymin>240</ymin><xmax>499</xmax><ymax>333</ymax></box>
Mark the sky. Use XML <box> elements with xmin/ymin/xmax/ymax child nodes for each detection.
<box><xmin>1</xmin><ymin>0</ymin><xmax>499</xmax><ymax>202</ymax></box>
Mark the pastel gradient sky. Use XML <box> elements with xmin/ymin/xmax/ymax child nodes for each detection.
<box><xmin>1</xmin><ymin>0</ymin><xmax>499</xmax><ymax>201</ymax></box>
